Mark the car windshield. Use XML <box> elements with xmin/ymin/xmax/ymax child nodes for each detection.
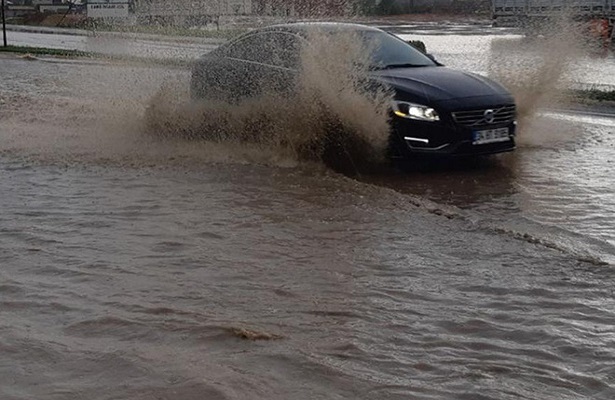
<box><xmin>358</xmin><ymin>30</ymin><xmax>436</xmax><ymax>69</ymax></box>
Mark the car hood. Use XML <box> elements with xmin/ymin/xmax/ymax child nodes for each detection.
<box><xmin>370</xmin><ymin>66</ymin><xmax>513</xmax><ymax>105</ymax></box>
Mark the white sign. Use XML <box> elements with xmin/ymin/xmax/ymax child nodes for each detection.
<box><xmin>87</xmin><ymin>2</ymin><xmax>129</xmax><ymax>18</ymax></box>
<box><xmin>88</xmin><ymin>0</ymin><xmax>129</xmax><ymax>4</ymax></box>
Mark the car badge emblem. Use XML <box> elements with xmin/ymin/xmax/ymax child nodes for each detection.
<box><xmin>484</xmin><ymin>109</ymin><xmax>495</xmax><ymax>124</ymax></box>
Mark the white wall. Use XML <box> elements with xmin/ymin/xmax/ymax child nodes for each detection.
<box><xmin>135</xmin><ymin>0</ymin><xmax>252</xmax><ymax>16</ymax></box>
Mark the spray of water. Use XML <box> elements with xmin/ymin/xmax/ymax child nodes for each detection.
<box><xmin>487</xmin><ymin>14</ymin><xmax>590</xmax><ymax>144</ymax></box>
<box><xmin>8</xmin><ymin>11</ymin><xmax>594</xmax><ymax>168</ymax></box>
<box><xmin>144</xmin><ymin>29</ymin><xmax>393</xmax><ymax>173</ymax></box>
<box><xmin>0</xmin><ymin>29</ymin><xmax>393</xmax><ymax>172</ymax></box>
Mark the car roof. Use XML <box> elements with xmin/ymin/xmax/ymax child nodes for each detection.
<box><xmin>259</xmin><ymin>22</ymin><xmax>382</xmax><ymax>36</ymax></box>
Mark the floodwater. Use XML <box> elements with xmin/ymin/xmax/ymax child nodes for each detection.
<box><xmin>1</xmin><ymin>23</ymin><xmax>615</xmax><ymax>400</ymax></box>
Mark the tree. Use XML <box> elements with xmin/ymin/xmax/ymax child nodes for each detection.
<box><xmin>375</xmin><ymin>0</ymin><xmax>404</xmax><ymax>15</ymax></box>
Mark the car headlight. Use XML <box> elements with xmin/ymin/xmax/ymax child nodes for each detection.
<box><xmin>391</xmin><ymin>100</ymin><xmax>440</xmax><ymax>122</ymax></box>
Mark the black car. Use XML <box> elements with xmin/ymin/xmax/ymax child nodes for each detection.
<box><xmin>191</xmin><ymin>23</ymin><xmax>517</xmax><ymax>161</ymax></box>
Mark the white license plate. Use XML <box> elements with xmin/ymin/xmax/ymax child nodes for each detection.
<box><xmin>472</xmin><ymin>128</ymin><xmax>510</xmax><ymax>145</ymax></box>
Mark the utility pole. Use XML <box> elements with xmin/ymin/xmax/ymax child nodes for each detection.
<box><xmin>1</xmin><ymin>0</ymin><xmax>6</xmax><ymax>47</ymax></box>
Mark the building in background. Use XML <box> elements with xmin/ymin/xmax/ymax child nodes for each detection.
<box><xmin>130</xmin><ymin>0</ymin><xmax>355</xmax><ymax>26</ymax></box>
<box><xmin>3</xmin><ymin>0</ymin><xmax>495</xmax><ymax>24</ymax></box>
<box><xmin>5</xmin><ymin>0</ymin><xmax>73</xmax><ymax>18</ymax></box>
<box><xmin>87</xmin><ymin>0</ymin><xmax>130</xmax><ymax>19</ymax></box>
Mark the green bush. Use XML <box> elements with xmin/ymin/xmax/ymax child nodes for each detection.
<box><xmin>365</xmin><ymin>0</ymin><xmax>491</xmax><ymax>16</ymax></box>
<box><xmin>407</xmin><ymin>40</ymin><xmax>427</xmax><ymax>53</ymax></box>
<box><xmin>0</xmin><ymin>45</ymin><xmax>92</xmax><ymax>57</ymax></box>
<box><xmin>375</xmin><ymin>0</ymin><xmax>404</xmax><ymax>15</ymax></box>
<box><xmin>571</xmin><ymin>89</ymin><xmax>615</xmax><ymax>102</ymax></box>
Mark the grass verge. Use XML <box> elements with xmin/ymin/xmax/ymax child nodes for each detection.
<box><xmin>0</xmin><ymin>45</ymin><xmax>93</xmax><ymax>57</ymax></box>
<box><xmin>569</xmin><ymin>89</ymin><xmax>615</xmax><ymax>102</ymax></box>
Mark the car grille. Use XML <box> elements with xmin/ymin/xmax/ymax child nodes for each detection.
<box><xmin>452</xmin><ymin>105</ymin><xmax>516</xmax><ymax>127</ymax></box>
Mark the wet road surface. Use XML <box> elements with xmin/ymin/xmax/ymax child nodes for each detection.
<box><xmin>1</xmin><ymin>45</ymin><xmax>615</xmax><ymax>400</ymax></box>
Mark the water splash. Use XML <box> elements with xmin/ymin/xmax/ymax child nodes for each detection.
<box><xmin>487</xmin><ymin>14</ymin><xmax>590</xmax><ymax>140</ymax></box>
<box><xmin>144</xmin><ymin>30</ymin><xmax>393</xmax><ymax>173</ymax></box>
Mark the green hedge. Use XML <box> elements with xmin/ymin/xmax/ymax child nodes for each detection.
<box><xmin>367</xmin><ymin>0</ymin><xmax>490</xmax><ymax>15</ymax></box>
<box><xmin>407</xmin><ymin>40</ymin><xmax>427</xmax><ymax>53</ymax></box>
<box><xmin>571</xmin><ymin>89</ymin><xmax>615</xmax><ymax>102</ymax></box>
<box><xmin>0</xmin><ymin>45</ymin><xmax>92</xmax><ymax>57</ymax></box>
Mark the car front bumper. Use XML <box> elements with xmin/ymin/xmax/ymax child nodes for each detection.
<box><xmin>389</xmin><ymin>116</ymin><xmax>517</xmax><ymax>158</ymax></box>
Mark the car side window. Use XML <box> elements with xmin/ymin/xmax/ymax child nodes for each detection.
<box><xmin>224</xmin><ymin>32</ymin><xmax>302</xmax><ymax>69</ymax></box>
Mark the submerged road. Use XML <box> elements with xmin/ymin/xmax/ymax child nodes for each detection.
<box><xmin>1</xmin><ymin>47</ymin><xmax>615</xmax><ymax>400</ymax></box>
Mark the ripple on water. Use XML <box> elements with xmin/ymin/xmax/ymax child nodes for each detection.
<box><xmin>1</xmin><ymin>54</ymin><xmax>615</xmax><ymax>400</ymax></box>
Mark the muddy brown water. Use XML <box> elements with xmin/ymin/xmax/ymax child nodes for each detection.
<box><xmin>1</xmin><ymin>49</ymin><xmax>615</xmax><ymax>400</ymax></box>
